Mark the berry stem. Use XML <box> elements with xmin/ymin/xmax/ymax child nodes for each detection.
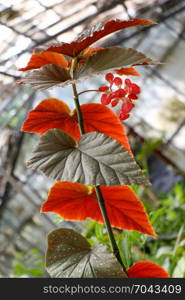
<box><xmin>78</xmin><ymin>89</ymin><xmax>100</xmax><ymax>96</ymax></box>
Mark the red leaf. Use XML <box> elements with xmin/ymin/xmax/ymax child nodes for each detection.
<box><xmin>21</xmin><ymin>98</ymin><xmax>132</xmax><ymax>153</ymax></box>
<box><xmin>127</xmin><ymin>261</ymin><xmax>170</xmax><ymax>278</ymax></box>
<box><xmin>41</xmin><ymin>183</ymin><xmax>156</xmax><ymax>236</ymax></box>
<box><xmin>19</xmin><ymin>51</ymin><xmax>68</xmax><ymax>71</ymax></box>
<box><xmin>21</xmin><ymin>98</ymin><xmax>78</xmax><ymax>137</ymax></box>
<box><xmin>116</xmin><ymin>67</ymin><xmax>141</xmax><ymax>76</ymax></box>
<box><xmin>81</xmin><ymin>47</ymin><xmax>104</xmax><ymax>58</ymax></box>
<box><xmin>45</xmin><ymin>19</ymin><xmax>156</xmax><ymax>57</ymax></box>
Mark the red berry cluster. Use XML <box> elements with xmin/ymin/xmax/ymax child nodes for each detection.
<box><xmin>99</xmin><ymin>73</ymin><xmax>141</xmax><ymax>120</ymax></box>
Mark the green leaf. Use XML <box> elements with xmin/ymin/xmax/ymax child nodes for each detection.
<box><xmin>20</xmin><ymin>47</ymin><xmax>156</xmax><ymax>90</ymax></box>
<box><xmin>46</xmin><ymin>228</ymin><xmax>127</xmax><ymax>278</ymax></box>
<box><xmin>20</xmin><ymin>64</ymin><xmax>72</xmax><ymax>90</ymax></box>
<box><xmin>150</xmin><ymin>207</ymin><xmax>166</xmax><ymax>225</ymax></box>
<box><xmin>118</xmin><ymin>232</ymin><xmax>131</xmax><ymax>269</ymax></box>
<box><xmin>12</xmin><ymin>249</ymin><xmax>44</xmax><ymax>277</ymax></box>
<box><xmin>75</xmin><ymin>47</ymin><xmax>154</xmax><ymax>79</ymax></box>
<box><xmin>27</xmin><ymin>129</ymin><xmax>150</xmax><ymax>186</ymax></box>
<box><xmin>172</xmin><ymin>255</ymin><xmax>185</xmax><ymax>278</ymax></box>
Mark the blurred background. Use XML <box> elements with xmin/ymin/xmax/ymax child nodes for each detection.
<box><xmin>0</xmin><ymin>0</ymin><xmax>185</xmax><ymax>278</ymax></box>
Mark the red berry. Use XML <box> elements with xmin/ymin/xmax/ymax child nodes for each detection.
<box><xmin>121</xmin><ymin>100</ymin><xmax>135</xmax><ymax>114</ymax></box>
<box><xmin>125</xmin><ymin>78</ymin><xmax>132</xmax><ymax>86</ymax></box>
<box><xmin>119</xmin><ymin>112</ymin><xmax>130</xmax><ymax>120</ymax></box>
<box><xmin>111</xmin><ymin>99</ymin><xmax>119</xmax><ymax>107</ymax></box>
<box><xmin>99</xmin><ymin>86</ymin><xmax>109</xmax><ymax>92</ymax></box>
<box><xmin>101</xmin><ymin>94</ymin><xmax>108</xmax><ymax>105</ymax></box>
<box><xmin>107</xmin><ymin>91</ymin><xmax>117</xmax><ymax>101</ymax></box>
<box><xmin>101</xmin><ymin>94</ymin><xmax>111</xmax><ymax>105</ymax></box>
<box><xmin>128</xmin><ymin>94</ymin><xmax>138</xmax><ymax>100</ymax></box>
<box><xmin>124</xmin><ymin>87</ymin><xmax>129</xmax><ymax>94</ymax></box>
<box><xmin>105</xmin><ymin>73</ymin><xmax>114</xmax><ymax>82</ymax></box>
<box><xmin>115</xmin><ymin>88</ymin><xmax>126</xmax><ymax>98</ymax></box>
<box><xmin>130</xmin><ymin>83</ymin><xmax>140</xmax><ymax>94</ymax></box>
<box><xmin>113</xmin><ymin>77</ymin><xmax>122</xmax><ymax>86</ymax></box>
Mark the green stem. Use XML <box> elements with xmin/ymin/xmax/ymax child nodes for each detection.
<box><xmin>71</xmin><ymin>80</ymin><xmax>127</xmax><ymax>274</ymax></box>
<box><xmin>95</xmin><ymin>185</ymin><xmax>127</xmax><ymax>273</ymax></box>
<box><xmin>72</xmin><ymin>82</ymin><xmax>85</xmax><ymax>135</ymax></box>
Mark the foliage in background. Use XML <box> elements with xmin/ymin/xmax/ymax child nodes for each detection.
<box><xmin>11</xmin><ymin>249</ymin><xmax>45</xmax><ymax>278</ymax></box>
<box><xmin>83</xmin><ymin>182</ymin><xmax>185</xmax><ymax>278</ymax></box>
